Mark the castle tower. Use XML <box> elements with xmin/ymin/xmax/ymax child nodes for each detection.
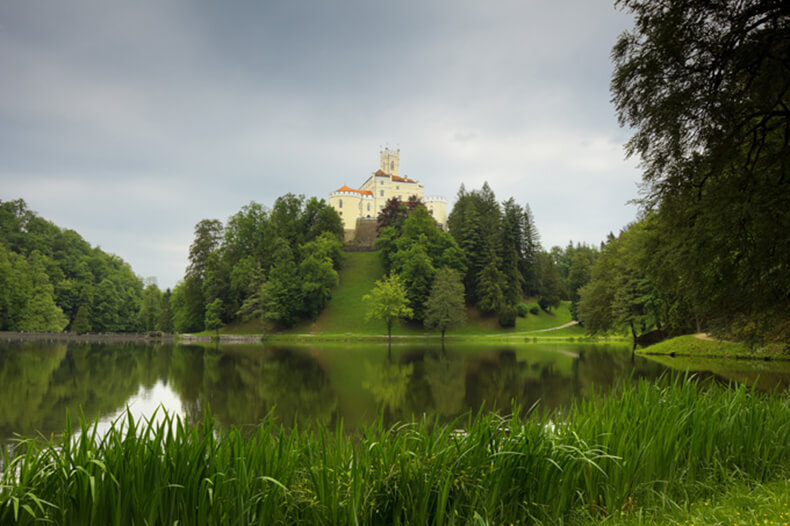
<box><xmin>380</xmin><ymin>147</ymin><xmax>400</xmax><ymax>176</ymax></box>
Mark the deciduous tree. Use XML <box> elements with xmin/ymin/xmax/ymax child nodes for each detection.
<box><xmin>363</xmin><ymin>273</ymin><xmax>413</xmax><ymax>341</ymax></box>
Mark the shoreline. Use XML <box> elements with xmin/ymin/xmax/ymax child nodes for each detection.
<box><xmin>0</xmin><ymin>330</ymin><xmax>625</xmax><ymax>346</ymax></box>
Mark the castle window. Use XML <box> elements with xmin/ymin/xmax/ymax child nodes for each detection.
<box><xmin>380</xmin><ymin>190</ymin><xmax>384</xmax><ymax>197</ymax></box>
<box><xmin>367</xmin><ymin>203</ymin><xmax>371</xmax><ymax>211</ymax></box>
<box><xmin>339</xmin><ymin>199</ymin><xmax>343</xmax><ymax>209</ymax></box>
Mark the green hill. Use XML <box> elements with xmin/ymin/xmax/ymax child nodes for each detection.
<box><xmin>271</xmin><ymin>250</ymin><xmax>584</xmax><ymax>338</ymax></box>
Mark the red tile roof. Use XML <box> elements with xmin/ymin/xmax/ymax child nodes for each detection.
<box><xmin>335</xmin><ymin>185</ymin><xmax>372</xmax><ymax>195</ymax></box>
<box><xmin>392</xmin><ymin>175</ymin><xmax>416</xmax><ymax>183</ymax></box>
<box><xmin>374</xmin><ymin>169</ymin><xmax>388</xmax><ymax>176</ymax></box>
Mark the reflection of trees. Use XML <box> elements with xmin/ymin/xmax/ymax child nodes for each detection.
<box><xmin>362</xmin><ymin>358</ymin><xmax>414</xmax><ymax>415</ymax></box>
<box><xmin>0</xmin><ymin>342</ymin><xmax>66</xmax><ymax>438</ymax></box>
<box><xmin>576</xmin><ymin>345</ymin><xmax>666</xmax><ymax>398</ymax></box>
<box><xmin>423</xmin><ymin>351</ymin><xmax>465</xmax><ymax>416</ymax></box>
<box><xmin>0</xmin><ymin>342</ymin><xmax>167</xmax><ymax>443</ymax></box>
<box><xmin>169</xmin><ymin>346</ymin><xmax>339</xmax><ymax>430</ymax></box>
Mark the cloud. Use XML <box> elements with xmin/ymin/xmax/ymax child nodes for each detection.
<box><xmin>0</xmin><ymin>0</ymin><xmax>641</xmax><ymax>288</ymax></box>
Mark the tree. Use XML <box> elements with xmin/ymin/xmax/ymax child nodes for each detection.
<box><xmin>157</xmin><ymin>289</ymin><xmax>174</xmax><ymax>333</ymax></box>
<box><xmin>535</xmin><ymin>252</ymin><xmax>563</xmax><ymax>312</ymax></box>
<box><xmin>204</xmin><ymin>298</ymin><xmax>224</xmax><ymax>339</ymax></box>
<box><xmin>187</xmin><ymin>219</ymin><xmax>223</xmax><ymax>280</ymax></box>
<box><xmin>137</xmin><ymin>282</ymin><xmax>162</xmax><ymax>332</ymax></box>
<box><xmin>424</xmin><ymin>268</ymin><xmax>466</xmax><ymax>344</ymax></box>
<box><xmin>393</xmin><ymin>236</ymin><xmax>436</xmax><ymax>321</ymax></box>
<box><xmin>612</xmin><ymin>0</ymin><xmax>790</xmax><ymax>342</ymax></box>
<box><xmin>71</xmin><ymin>305</ymin><xmax>92</xmax><ymax>334</ymax></box>
<box><xmin>363</xmin><ymin>273</ymin><xmax>413</xmax><ymax>341</ymax></box>
<box><xmin>476</xmin><ymin>249</ymin><xmax>506</xmax><ymax>314</ymax></box>
<box><xmin>260</xmin><ymin>239</ymin><xmax>303</xmax><ymax>327</ymax></box>
<box><xmin>377</xmin><ymin>197</ymin><xmax>407</xmax><ymax>231</ymax></box>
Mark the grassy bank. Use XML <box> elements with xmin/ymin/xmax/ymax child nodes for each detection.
<box><xmin>641</xmin><ymin>334</ymin><xmax>789</xmax><ymax>360</ymax></box>
<box><xmin>220</xmin><ymin>251</ymin><xmax>591</xmax><ymax>341</ymax></box>
<box><xmin>3</xmin><ymin>378</ymin><xmax>790</xmax><ymax>524</ymax></box>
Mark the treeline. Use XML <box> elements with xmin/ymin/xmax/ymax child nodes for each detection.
<box><xmin>171</xmin><ymin>195</ymin><xmax>344</xmax><ymax>333</ymax></box>
<box><xmin>0</xmin><ymin>199</ymin><xmax>147</xmax><ymax>333</ymax></box>
<box><xmin>374</xmin><ymin>183</ymin><xmax>580</xmax><ymax>328</ymax></box>
<box><xmin>576</xmin><ymin>0</ymin><xmax>790</xmax><ymax>345</ymax></box>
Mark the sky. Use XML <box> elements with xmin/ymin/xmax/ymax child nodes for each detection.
<box><xmin>0</xmin><ymin>0</ymin><xmax>642</xmax><ymax>290</ymax></box>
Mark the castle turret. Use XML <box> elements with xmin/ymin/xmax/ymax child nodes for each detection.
<box><xmin>380</xmin><ymin>147</ymin><xmax>399</xmax><ymax>176</ymax></box>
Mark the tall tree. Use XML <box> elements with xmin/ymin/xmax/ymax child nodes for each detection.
<box><xmin>612</xmin><ymin>0</ymin><xmax>790</xmax><ymax>341</ymax></box>
<box><xmin>187</xmin><ymin>219</ymin><xmax>223</xmax><ymax>280</ymax></box>
<box><xmin>424</xmin><ymin>268</ymin><xmax>467</xmax><ymax>344</ymax></box>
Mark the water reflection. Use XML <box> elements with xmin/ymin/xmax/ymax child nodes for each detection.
<box><xmin>1</xmin><ymin>340</ymin><xmax>787</xmax><ymax>448</ymax></box>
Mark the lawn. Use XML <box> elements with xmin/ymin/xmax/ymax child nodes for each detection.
<box><xmin>640</xmin><ymin>334</ymin><xmax>789</xmax><ymax>360</ymax></box>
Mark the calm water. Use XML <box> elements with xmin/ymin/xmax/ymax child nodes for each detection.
<box><xmin>1</xmin><ymin>341</ymin><xmax>788</xmax><ymax>447</ymax></box>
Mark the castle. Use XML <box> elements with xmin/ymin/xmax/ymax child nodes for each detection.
<box><xmin>329</xmin><ymin>148</ymin><xmax>447</xmax><ymax>244</ymax></box>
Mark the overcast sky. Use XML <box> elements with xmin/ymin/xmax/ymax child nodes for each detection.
<box><xmin>0</xmin><ymin>0</ymin><xmax>641</xmax><ymax>289</ymax></box>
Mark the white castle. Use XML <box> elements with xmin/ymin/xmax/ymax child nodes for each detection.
<box><xmin>329</xmin><ymin>148</ymin><xmax>447</xmax><ymax>243</ymax></box>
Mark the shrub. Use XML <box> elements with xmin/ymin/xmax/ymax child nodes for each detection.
<box><xmin>538</xmin><ymin>297</ymin><xmax>550</xmax><ymax>312</ymax></box>
<box><xmin>498</xmin><ymin>304</ymin><xmax>517</xmax><ymax>327</ymax></box>
<box><xmin>516</xmin><ymin>303</ymin><xmax>529</xmax><ymax>317</ymax></box>
<box><xmin>530</xmin><ymin>306</ymin><xmax>540</xmax><ymax>316</ymax></box>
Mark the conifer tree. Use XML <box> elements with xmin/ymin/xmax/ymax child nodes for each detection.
<box><xmin>477</xmin><ymin>248</ymin><xmax>506</xmax><ymax>314</ymax></box>
<box><xmin>424</xmin><ymin>267</ymin><xmax>466</xmax><ymax>344</ymax></box>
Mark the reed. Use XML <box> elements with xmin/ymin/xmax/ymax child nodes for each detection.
<box><xmin>2</xmin><ymin>376</ymin><xmax>789</xmax><ymax>525</ymax></box>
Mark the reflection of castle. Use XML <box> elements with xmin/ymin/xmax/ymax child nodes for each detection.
<box><xmin>329</xmin><ymin>148</ymin><xmax>447</xmax><ymax>243</ymax></box>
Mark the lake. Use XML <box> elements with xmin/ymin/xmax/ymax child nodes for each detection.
<box><xmin>1</xmin><ymin>340</ymin><xmax>789</xmax><ymax>448</ymax></box>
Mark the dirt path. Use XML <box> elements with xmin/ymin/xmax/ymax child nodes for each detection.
<box><xmin>527</xmin><ymin>321</ymin><xmax>579</xmax><ymax>333</ymax></box>
<box><xmin>694</xmin><ymin>332</ymin><xmax>734</xmax><ymax>343</ymax></box>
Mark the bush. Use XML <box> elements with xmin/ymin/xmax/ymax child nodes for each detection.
<box><xmin>498</xmin><ymin>304</ymin><xmax>517</xmax><ymax>327</ymax></box>
<box><xmin>538</xmin><ymin>297</ymin><xmax>550</xmax><ymax>312</ymax></box>
<box><xmin>516</xmin><ymin>303</ymin><xmax>529</xmax><ymax>318</ymax></box>
<box><xmin>530</xmin><ymin>306</ymin><xmax>540</xmax><ymax>316</ymax></box>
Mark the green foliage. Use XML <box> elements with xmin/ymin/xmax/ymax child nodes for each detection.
<box><xmin>578</xmin><ymin>221</ymin><xmax>664</xmax><ymax>338</ymax></box>
<box><xmin>536</xmin><ymin>251</ymin><xmax>563</xmax><ymax>312</ymax></box>
<box><xmin>529</xmin><ymin>305</ymin><xmax>540</xmax><ymax>316</ymax></box>
<box><xmin>260</xmin><ymin>240</ymin><xmax>303</xmax><ymax>327</ymax></box>
<box><xmin>299</xmin><ymin>253</ymin><xmax>338</xmax><ymax>321</ymax></box>
<box><xmin>137</xmin><ymin>283</ymin><xmax>162</xmax><ymax>332</ymax></box>
<box><xmin>2</xmin><ymin>378</ymin><xmax>789</xmax><ymax>525</ymax></box>
<box><xmin>476</xmin><ymin>248</ymin><xmax>506</xmax><ymax>314</ymax></box>
<box><xmin>363</xmin><ymin>273</ymin><xmax>413</xmax><ymax>339</ymax></box>
<box><xmin>71</xmin><ymin>305</ymin><xmax>91</xmax><ymax>334</ymax></box>
<box><xmin>424</xmin><ymin>267</ymin><xmax>466</xmax><ymax>341</ymax></box>
<box><xmin>204</xmin><ymin>298</ymin><xmax>223</xmax><ymax>337</ymax></box>
<box><xmin>497</xmin><ymin>303</ymin><xmax>517</xmax><ymax>327</ymax></box>
<box><xmin>172</xmin><ymin>196</ymin><xmax>345</xmax><ymax>332</ymax></box>
<box><xmin>611</xmin><ymin>0</ymin><xmax>790</xmax><ymax>343</ymax></box>
<box><xmin>157</xmin><ymin>289</ymin><xmax>174</xmax><ymax>333</ymax></box>
<box><xmin>0</xmin><ymin>199</ymin><xmax>143</xmax><ymax>333</ymax></box>
<box><xmin>375</xmin><ymin>206</ymin><xmax>464</xmax><ymax>320</ymax></box>
<box><xmin>448</xmin><ymin>184</ymin><xmax>541</xmax><ymax>308</ymax></box>
<box><xmin>516</xmin><ymin>303</ymin><xmax>529</xmax><ymax>318</ymax></box>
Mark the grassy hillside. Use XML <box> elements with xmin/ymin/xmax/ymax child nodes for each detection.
<box><xmin>274</xmin><ymin>250</ymin><xmax>585</xmax><ymax>338</ymax></box>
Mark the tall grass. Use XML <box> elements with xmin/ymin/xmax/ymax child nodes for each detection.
<box><xmin>2</xmin><ymin>377</ymin><xmax>789</xmax><ymax>525</ymax></box>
